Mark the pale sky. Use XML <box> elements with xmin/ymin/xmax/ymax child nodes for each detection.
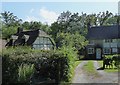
<box><xmin>1</xmin><ymin>1</ymin><xmax>120</xmax><ymax>25</ymax></box>
<box><xmin>1</xmin><ymin>0</ymin><xmax>120</xmax><ymax>2</ymax></box>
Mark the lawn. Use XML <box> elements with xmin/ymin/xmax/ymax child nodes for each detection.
<box><xmin>83</xmin><ymin>60</ymin><xmax>98</xmax><ymax>76</ymax></box>
<box><xmin>97</xmin><ymin>60</ymin><xmax>119</xmax><ymax>73</ymax></box>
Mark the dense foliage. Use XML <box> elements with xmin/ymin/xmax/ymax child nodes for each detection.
<box><xmin>103</xmin><ymin>55</ymin><xmax>120</xmax><ymax>69</ymax></box>
<box><xmin>56</xmin><ymin>32</ymin><xmax>88</xmax><ymax>50</ymax></box>
<box><xmin>2</xmin><ymin>26</ymin><xmax>17</xmax><ymax>39</ymax></box>
<box><xmin>18</xmin><ymin>64</ymin><xmax>35</xmax><ymax>83</ymax></box>
<box><xmin>2</xmin><ymin>46</ymin><xmax>78</xmax><ymax>85</ymax></box>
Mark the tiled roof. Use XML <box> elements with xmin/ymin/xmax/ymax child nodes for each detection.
<box><xmin>87</xmin><ymin>25</ymin><xmax>120</xmax><ymax>40</ymax></box>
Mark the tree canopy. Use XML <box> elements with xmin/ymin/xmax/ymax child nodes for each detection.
<box><xmin>1</xmin><ymin>11</ymin><xmax>119</xmax><ymax>50</ymax></box>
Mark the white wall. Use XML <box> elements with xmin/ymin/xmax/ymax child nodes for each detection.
<box><xmin>103</xmin><ymin>43</ymin><xmax>118</xmax><ymax>48</ymax></box>
<box><xmin>33</xmin><ymin>37</ymin><xmax>53</xmax><ymax>50</ymax></box>
<box><xmin>103</xmin><ymin>39</ymin><xmax>119</xmax><ymax>48</ymax></box>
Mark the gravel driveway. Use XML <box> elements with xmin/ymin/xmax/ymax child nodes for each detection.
<box><xmin>72</xmin><ymin>60</ymin><xmax>119</xmax><ymax>84</ymax></box>
<box><xmin>72</xmin><ymin>61</ymin><xmax>88</xmax><ymax>83</ymax></box>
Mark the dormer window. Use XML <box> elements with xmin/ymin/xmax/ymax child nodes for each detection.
<box><xmin>103</xmin><ymin>48</ymin><xmax>111</xmax><ymax>54</ymax></box>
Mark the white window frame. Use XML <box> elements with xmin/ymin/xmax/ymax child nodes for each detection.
<box><xmin>112</xmin><ymin>48</ymin><xmax>118</xmax><ymax>53</ymax></box>
<box><xmin>88</xmin><ymin>48</ymin><xmax>94</xmax><ymax>54</ymax></box>
<box><xmin>104</xmin><ymin>39</ymin><xmax>113</xmax><ymax>43</ymax></box>
<box><xmin>103</xmin><ymin>48</ymin><xmax>111</xmax><ymax>54</ymax></box>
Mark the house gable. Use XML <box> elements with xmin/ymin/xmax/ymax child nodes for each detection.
<box><xmin>6</xmin><ymin>28</ymin><xmax>55</xmax><ymax>50</ymax></box>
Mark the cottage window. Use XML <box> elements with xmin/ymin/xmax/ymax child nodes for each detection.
<box><xmin>112</xmin><ymin>48</ymin><xmax>118</xmax><ymax>53</ymax></box>
<box><xmin>88</xmin><ymin>48</ymin><xmax>94</xmax><ymax>54</ymax></box>
<box><xmin>103</xmin><ymin>48</ymin><xmax>111</xmax><ymax>54</ymax></box>
<box><xmin>105</xmin><ymin>39</ymin><xmax>112</xmax><ymax>43</ymax></box>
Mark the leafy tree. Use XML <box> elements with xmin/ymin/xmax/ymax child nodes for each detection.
<box><xmin>22</xmin><ymin>21</ymin><xmax>30</xmax><ymax>29</ymax></box>
<box><xmin>80</xmin><ymin>11</ymin><xmax>114</xmax><ymax>26</ymax></box>
<box><xmin>50</xmin><ymin>22</ymin><xmax>61</xmax><ymax>40</ymax></box>
<box><xmin>41</xmin><ymin>24</ymin><xmax>51</xmax><ymax>34</ymax></box>
<box><xmin>1</xmin><ymin>11</ymin><xmax>22</xmax><ymax>27</ymax></box>
<box><xmin>22</xmin><ymin>21</ymin><xmax>50</xmax><ymax>33</ymax></box>
<box><xmin>1</xmin><ymin>11</ymin><xmax>22</xmax><ymax>39</ymax></box>
<box><xmin>97</xmin><ymin>11</ymin><xmax>113</xmax><ymax>26</ymax></box>
<box><xmin>2</xmin><ymin>26</ymin><xmax>17</xmax><ymax>39</ymax></box>
<box><xmin>50</xmin><ymin>11</ymin><xmax>87</xmax><ymax>39</ymax></box>
<box><xmin>56</xmin><ymin>32</ymin><xmax>88</xmax><ymax>50</ymax></box>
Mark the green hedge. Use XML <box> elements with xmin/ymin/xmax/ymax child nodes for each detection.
<box><xmin>103</xmin><ymin>54</ymin><xmax>120</xmax><ymax>68</ymax></box>
<box><xmin>2</xmin><ymin>46</ymin><xmax>77</xmax><ymax>85</ymax></box>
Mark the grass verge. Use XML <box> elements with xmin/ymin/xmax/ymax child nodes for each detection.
<box><xmin>60</xmin><ymin>60</ymin><xmax>81</xmax><ymax>85</ymax></box>
<box><xmin>97</xmin><ymin>60</ymin><xmax>118</xmax><ymax>73</ymax></box>
<box><xmin>83</xmin><ymin>60</ymin><xmax>98</xmax><ymax>76</ymax></box>
<box><xmin>74</xmin><ymin>61</ymin><xmax>81</xmax><ymax>68</ymax></box>
<box><xmin>72</xmin><ymin>61</ymin><xmax>81</xmax><ymax>81</ymax></box>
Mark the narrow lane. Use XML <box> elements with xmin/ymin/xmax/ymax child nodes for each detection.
<box><xmin>93</xmin><ymin>61</ymin><xmax>118</xmax><ymax>83</ymax></box>
<box><xmin>72</xmin><ymin>61</ymin><xmax>88</xmax><ymax>83</ymax></box>
<box><xmin>72</xmin><ymin>60</ymin><xmax>118</xmax><ymax>83</ymax></box>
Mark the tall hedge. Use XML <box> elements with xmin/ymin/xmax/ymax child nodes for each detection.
<box><xmin>2</xmin><ymin>46</ymin><xmax>77</xmax><ymax>85</ymax></box>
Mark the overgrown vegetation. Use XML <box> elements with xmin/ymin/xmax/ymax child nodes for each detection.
<box><xmin>97</xmin><ymin>54</ymin><xmax>120</xmax><ymax>72</ymax></box>
<box><xmin>103</xmin><ymin>54</ymin><xmax>120</xmax><ymax>69</ymax></box>
<box><xmin>2</xmin><ymin>26</ymin><xmax>17</xmax><ymax>39</ymax></box>
<box><xmin>2</xmin><ymin>46</ymin><xmax>78</xmax><ymax>85</ymax></box>
<box><xmin>18</xmin><ymin>64</ymin><xmax>35</xmax><ymax>83</ymax></box>
<box><xmin>98</xmin><ymin>60</ymin><xmax>119</xmax><ymax>73</ymax></box>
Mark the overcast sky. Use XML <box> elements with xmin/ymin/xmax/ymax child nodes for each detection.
<box><xmin>1</xmin><ymin>1</ymin><xmax>120</xmax><ymax>25</ymax></box>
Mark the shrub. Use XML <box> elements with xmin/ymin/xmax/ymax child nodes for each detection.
<box><xmin>104</xmin><ymin>55</ymin><xmax>113</xmax><ymax>59</ymax></box>
<box><xmin>58</xmin><ymin>45</ymin><xmax>77</xmax><ymax>83</ymax></box>
<box><xmin>18</xmin><ymin>64</ymin><xmax>35</xmax><ymax>83</ymax></box>
<box><xmin>103</xmin><ymin>54</ymin><xmax>120</xmax><ymax>69</ymax></box>
<box><xmin>2</xmin><ymin>46</ymin><xmax>77</xmax><ymax>84</ymax></box>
